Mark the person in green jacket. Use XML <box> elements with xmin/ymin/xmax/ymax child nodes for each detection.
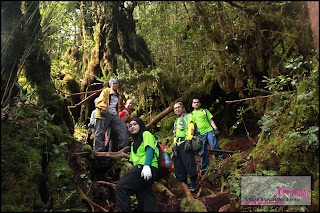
<box><xmin>191</xmin><ymin>98</ymin><xmax>224</xmax><ymax>174</ymax></box>
<box><xmin>172</xmin><ymin>101</ymin><xmax>198</xmax><ymax>192</ymax></box>
<box><xmin>115</xmin><ymin>117</ymin><xmax>159</xmax><ymax>212</ymax></box>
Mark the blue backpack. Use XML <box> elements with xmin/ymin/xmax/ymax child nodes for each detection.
<box><xmin>155</xmin><ymin>142</ymin><xmax>173</xmax><ymax>181</ymax></box>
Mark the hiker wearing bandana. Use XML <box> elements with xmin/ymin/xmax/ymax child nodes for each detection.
<box><xmin>172</xmin><ymin>102</ymin><xmax>198</xmax><ymax>193</ymax></box>
<box><xmin>115</xmin><ymin>117</ymin><xmax>159</xmax><ymax>212</ymax></box>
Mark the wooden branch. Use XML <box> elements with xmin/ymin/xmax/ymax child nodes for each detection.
<box><xmin>93</xmin><ymin>146</ymin><xmax>130</xmax><ymax>159</ymax></box>
<box><xmin>70</xmin><ymin>152</ymin><xmax>90</xmax><ymax>156</ymax></box>
<box><xmin>68</xmin><ymin>92</ymin><xmax>99</xmax><ymax>108</ymax></box>
<box><xmin>207</xmin><ymin>149</ymin><xmax>236</xmax><ymax>154</ymax></box>
<box><xmin>67</xmin><ymin>89</ymin><xmax>103</xmax><ymax>97</ymax></box>
<box><xmin>71</xmin><ymin>146</ymin><xmax>130</xmax><ymax>159</ymax></box>
<box><xmin>79</xmin><ymin>187</ymin><xmax>108</xmax><ymax>212</ymax></box>
<box><xmin>146</xmin><ymin>106</ymin><xmax>173</xmax><ymax>129</ymax></box>
<box><xmin>95</xmin><ymin>181</ymin><xmax>117</xmax><ymax>189</ymax></box>
<box><xmin>225</xmin><ymin>91</ymin><xmax>295</xmax><ymax>103</ymax></box>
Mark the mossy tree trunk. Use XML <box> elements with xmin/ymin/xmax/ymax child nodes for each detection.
<box><xmin>22</xmin><ymin>1</ymin><xmax>74</xmax><ymax>134</ymax></box>
<box><xmin>1</xmin><ymin>1</ymin><xmax>25</xmax><ymax>108</ymax></box>
<box><xmin>306</xmin><ymin>1</ymin><xmax>319</xmax><ymax>55</ymax></box>
<box><xmin>79</xmin><ymin>1</ymin><xmax>155</xmax><ymax>124</ymax></box>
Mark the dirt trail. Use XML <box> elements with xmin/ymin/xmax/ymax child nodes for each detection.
<box><xmin>154</xmin><ymin>136</ymin><xmax>257</xmax><ymax>212</ymax></box>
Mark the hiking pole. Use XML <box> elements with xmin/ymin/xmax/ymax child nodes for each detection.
<box><xmin>207</xmin><ymin>149</ymin><xmax>236</xmax><ymax>154</ymax></box>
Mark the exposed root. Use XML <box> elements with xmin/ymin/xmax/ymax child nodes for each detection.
<box><xmin>79</xmin><ymin>187</ymin><xmax>109</xmax><ymax>212</ymax></box>
<box><xmin>93</xmin><ymin>146</ymin><xmax>130</xmax><ymax>159</ymax></box>
<box><xmin>181</xmin><ymin>182</ymin><xmax>207</xmax><ymax>211</ymax></box>
<box><xmin>95</xmin><ymin>181</ymin><xmax>117</xmax><ymax>189</ymax></box>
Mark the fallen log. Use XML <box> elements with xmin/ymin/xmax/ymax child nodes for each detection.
<box><xmin>146</xmin><ymin>106</ymin><xmax>173</xmax><ymax>129</ymax></box>
<box><xmin>93</xmin><ymin>146</ymin><xmax>130</xmax><ymax>159</ymax></box>
<box><xmin>71</xmin><ymin>146</ymin><xmax>130</xmax><ymax>159</ymax></box>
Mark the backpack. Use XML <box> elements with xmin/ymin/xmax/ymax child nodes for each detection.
<box><xmin>155</xmin><ymin>142</ymin><xmax>173</xmax><ymax>181</ymax></box>
<box><xmin>191</xmin><ymin>122</ymin><xmax>203</xmax><ymax>152</ymax></box>
<box><xmin>174</xmin><ymin>113</ymin><xmax>203</xmax><ymax>152</ymax></box>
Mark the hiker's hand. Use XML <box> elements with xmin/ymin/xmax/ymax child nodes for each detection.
<box><xmin>214</xmin><ymin>129</ymin><xmax>220</xmax><ymax>138</ymax></box>
<box><xmin>141</xmin><ymin>165</ymin><xmax>152</xmax><ymax>181</ymax></box>
<box><xmin>185</xmin><ymin>140</ymin><xmax>192</xmax><ymax>152</ymax></box>
<box><xmin>100</xmin><ymin>110</ymin><xmax>107</xmax><ymax>117</ymax></box>
<box><xmin>172</xmin><ymin>145</ymin><xmax>177</xmax><ymax>157</ymax></box>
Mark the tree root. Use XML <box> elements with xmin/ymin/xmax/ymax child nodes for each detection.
<box><xmin>79</xmin><ymin>187</ymin><xmax>109</xmax><ymax>212</ymax></box>
<box><xmin>71</xmin><ymin>146</ymin><xmax>130</xmax><ymax>159</ymax></box>
<box><xmin>154</xmin><ymin>182</ymin><xmax>174</xmax><ymax>198</ymax></box>
<box><xmin>181</xmin><ymin>182</ymin><xmax>207</xmax><ymax>211</ymax></box>
<box><xmin>95</xmin><ymin>181</ymin><xmax>117</xmax><ymax>189</ymax></box>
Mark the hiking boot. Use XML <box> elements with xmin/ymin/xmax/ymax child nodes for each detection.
<box><xmin>189</xmin><ymin>186</ymin><xmax>196</xmax><ymax>193</ymax></box>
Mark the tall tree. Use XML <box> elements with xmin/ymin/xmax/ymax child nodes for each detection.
<box><xmin>1</xmin><ymin>1</ymin><xmax>25</xmax><ymax>107</ymax></box>
<box><xmin>79</xmin><ymin>1</ymin><xmax>156</xmax><ymax>123</ymax></box>
<box><xmin>22</xmin><ymin>1</ymin><xmax>74</xmax><ymax>133</ymax></box>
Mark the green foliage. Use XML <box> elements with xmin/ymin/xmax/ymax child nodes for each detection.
<box><xmin>262</xmin><ymin>75</ymin><xmax>298</xmax><ymax>91</ymax></box>
<box><xmin>253</xmin><ymin>56</ymin><xmax>318</xmax><ymax>177</ymax></box>
<box><xmin>288</xmin><ymin>126</ymin><xmax>319</xmax><ymax>150</ymax></box>
<box><xmin>1</xmin><ymin>100</ymin><xmax>85</xmax><ymax>211</ymax></box>
<box><xmin>228</xmin><ymin>106</ymin><xmax>251</xmax><ymax>136</ymax></box>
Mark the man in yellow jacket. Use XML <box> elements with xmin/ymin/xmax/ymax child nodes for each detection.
<box><xmin>94</xmin><ymin>78</ymin><xmax>129</xmax><ymax>152</ymax></box>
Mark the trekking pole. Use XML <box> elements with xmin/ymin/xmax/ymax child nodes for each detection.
<box><xmin>207</xmin><ymin>149</ymin><xmax>236</xmax><ymax>154</ymax></box>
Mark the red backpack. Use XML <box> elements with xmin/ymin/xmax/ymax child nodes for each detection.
<box><xmin>155</xmin><ymin>142</ymin><xmax>173</xmax><ymax>180</ymax></box>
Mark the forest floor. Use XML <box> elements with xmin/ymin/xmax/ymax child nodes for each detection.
<box><xmin>154</xmin><ymin>136</ymin><xmax>257</xmax><ymax>212</ymax></box>
<box><xmin>74</xmin><ymin>127</ymin><xmax>257</xmax><ymax>212</ymax></box>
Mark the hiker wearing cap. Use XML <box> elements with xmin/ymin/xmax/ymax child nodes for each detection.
<box><xmin>93</xmin><ymin>78</ymin><xmax>129</xmax><ymax>152</ymax></box>
<box><xmin>172</xmin><ymin>101</ymin><xmax>198</xmax><ymax>192</ymax></box>
<box><xmin>115</xmin><ymin>117</ymin><xmax>159</xmax><ymax>212</ymax></box>
<box><xmin>191</xmin><ymin>98</ymin><xmax>224</xmax><ymax>174</ymax></box>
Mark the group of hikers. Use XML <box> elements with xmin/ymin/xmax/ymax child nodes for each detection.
<box><xmin>87</xmin><ymin>78</ymin><xmax>224</xmax><ymax>212</ymax></box>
